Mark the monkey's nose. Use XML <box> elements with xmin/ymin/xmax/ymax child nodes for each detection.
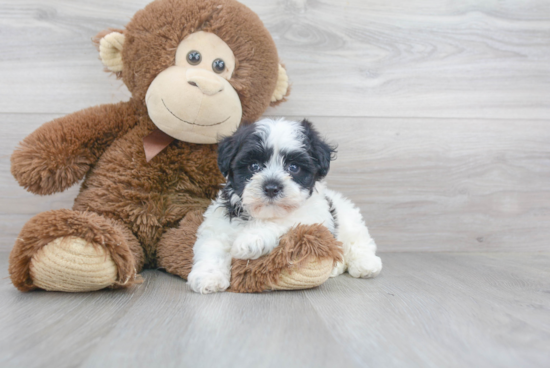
<box><xmin>186</xmin><ymin>68</ymin><xmax>224</xmax><ymax>96</ymax></box>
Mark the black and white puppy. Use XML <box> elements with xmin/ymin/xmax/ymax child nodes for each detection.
<box><xmin>188</xmin><ymin>118</ymin><xmax>382</xmax><ymax>294</ymax></box>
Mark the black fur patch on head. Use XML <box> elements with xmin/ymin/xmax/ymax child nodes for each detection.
<box><xmin>281</xmin><ymin>149</ymin><xmax>317</xmax><ymax>194</ymax></box>
<box><xmin>218</xmin><ymin>123</ymin><xmax>256</xmax><ymax>178</ymax></box>
<box><xmin>217</xmin><ymin>124</ymin><xmax>273</xmax><ymax>219</ymax></box>
<box><xmin>300</xmin><ymin>119</ymin><xmax>337</xmax><ymax>179</ymax></box>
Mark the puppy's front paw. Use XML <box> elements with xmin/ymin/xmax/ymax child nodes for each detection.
<box><xmin>231</xmin><ymin>232</ymin><xmax>273</xmax><ymax>260</ymax></box>
<box><xmin>347</xmin><ymin>254</ymin><xmax>382</xmax><ymax>279</ymax></box>
<box><xmin>188</xmin><ymin>268</ymin><xmax>230</xmax><ymax>294</ymax></box>
<box><xmin>330</xmin><ymin>261</ymin><xmax>346</xmax><ymax>278</ymax></box>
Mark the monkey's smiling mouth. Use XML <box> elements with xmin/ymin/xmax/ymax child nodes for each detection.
<box><xmin>162</xmin><ymin>99</ymin><xmax>230</xmax><ymax>126</ymax></box>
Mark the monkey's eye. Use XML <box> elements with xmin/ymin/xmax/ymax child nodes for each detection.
<box><xmin>187</xmin><ymin>50</ymin><xmax>202</xmax><ymax>65</ymax></box>
<box><xmin>287</xmin><ymin>163</ymin><xmax>300</xmax><ymax>174</ymax></box>
<box><xmin>249</xmin><ymin>162</ymin><xmax>262</xmax><ymax>173</ymax></box>
<box><xmin>212</xmin><ymin>58</ymin><xmax>225</xmax><ymax>73</ymax></box>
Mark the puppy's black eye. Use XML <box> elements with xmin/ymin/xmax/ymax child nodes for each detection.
<box><xmin>212</xmin><ymin>58</ymin><xmax>225</xmax><ymax>73</ymax></box>
<box><xmin>249</xmin><ymin>162</ymin><xmax>262</xmax><ymax>173</ymax></box>
<box><xmin>187</xmin><ymin>51</ymin><xmax>201</xmax><ymax>65</ymax></box>
<box><xmin>287</xmin><ymin>163</ymin><xmax>300</xmax><ymax>174</ymax></box>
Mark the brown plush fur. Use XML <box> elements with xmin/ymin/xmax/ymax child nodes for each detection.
<box><xmin>72</xmin><ymin>115</ymin><xmax>220</xmax><ymax>267</ymax></box>
<box><xmin>11</xmin><ymin>100</ymin><xmax>143</xmax><ymax>195</ymax></box>
<box><xmin>156</xmin><ymin>209</ymin><xmax>205</xmax><ymax>279</ymax></box>
<box><xmin>8</xmin><ymin>0</ymin><xmax>339</xmax><ymax>293</ymax></box>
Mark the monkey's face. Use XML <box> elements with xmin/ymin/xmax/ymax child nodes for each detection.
<box><xmin>96</xmin><ymin>0</ymin><xmax>291</xmax><ymax>144</ymax></box>
<box><xmin>145</xmin><ymin>31</ymin><xmax>242</xmax><ymax>144</ymax></box>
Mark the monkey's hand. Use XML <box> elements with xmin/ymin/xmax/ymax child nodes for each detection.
<box><xmin>11</xmin><ymin>101</ymin><xmax>139</xmax><ymax>195</ymax></box>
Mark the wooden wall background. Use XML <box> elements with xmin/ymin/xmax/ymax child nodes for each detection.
<box><xmin>0</xmin><ymin>0</ymin><xmax>549</xmax><ymax>252</ymax></box>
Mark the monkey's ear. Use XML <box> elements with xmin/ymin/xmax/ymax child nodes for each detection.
<box><xmin>96</xmin><ymin>31</ymin><xmax>125</xmax><ymax>73</ymax></box>
<box><xmin>270</xmin><ymin>63</ymin><xmax>290</xmax><ymax>106</ymax></box>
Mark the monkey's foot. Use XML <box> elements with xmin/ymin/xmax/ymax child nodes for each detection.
<box><xmin>229</xmin><ymin>224</ymin><xmax>343</xmax><ymax>293</ymax></box>
<box><xmin>30</xmin><ymin>236</ymin><xmax>118</xmax><ymax>292</ymax></box>
<box><xmin>269</xmin><ymin>257</ymin><xmax>334</xmax><ymax>290</ymax></box>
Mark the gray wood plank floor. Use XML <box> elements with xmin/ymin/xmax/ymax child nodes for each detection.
<box><xmin>1</xmin><ymin>251</ymin><xmax>549</xmax><ymax>368</ymax></box>
<box><xmin>1</xmin><ymin>0</ymin><xmax>549</xmax><ymax>119</ymax></box>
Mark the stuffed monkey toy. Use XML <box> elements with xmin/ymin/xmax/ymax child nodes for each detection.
<box><xmin>9</xmin><ymin>0</ymin><xmax>342</xmax><ymax>293</ymax></box>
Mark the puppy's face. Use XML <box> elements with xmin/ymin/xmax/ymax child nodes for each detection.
<box><xmin>218</xmin><ymin>118</ymin><xmax>335</xmax><ymax>219</ymax></box>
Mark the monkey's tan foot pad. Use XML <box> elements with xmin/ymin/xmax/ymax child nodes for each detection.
<box><xmin>29</xmin><ymin>236</ymin><xmax>117</xmax><ymax>292</ymax></box>
<box><xmin>269</xmin><ymin>257</ymin><xmax>334</xmax><ymax>290</ymax></box>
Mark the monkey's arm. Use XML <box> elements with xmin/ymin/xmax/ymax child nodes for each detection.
<box><xmin>11</xmin><ymin>100</ymin><xmax>141</xmax><ymax>195</ymax></box>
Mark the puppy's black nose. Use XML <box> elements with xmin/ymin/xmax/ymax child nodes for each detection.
<box><xmin>264</xmin><ymin>182</ymin><xmax>282</xmax><ymax>198</ymax></box>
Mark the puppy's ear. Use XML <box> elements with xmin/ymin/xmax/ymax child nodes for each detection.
<box><xmin>217</xmin><ymin>135</ymin><xmax>237</xmax><ymax>177</ymax></box>
<box><xmin>301</xmin><ymin>119</ymin><xmax>337</xmax><ymax>178</ymax></box>
<box><xmin>217</xmin><ymin>124</ymin><xmax>253</xmax><ymax>177</ymax></box>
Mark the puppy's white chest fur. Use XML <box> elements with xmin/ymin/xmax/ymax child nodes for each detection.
<box><xmin>199</xmin><ymin>182</ymin><xmax>334</xmax><ymax>260</ymax></box>
<box><xmin>239</xmin><ymin>182</ymin><xmax>334</xmax><ymax>234</ymax></box>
